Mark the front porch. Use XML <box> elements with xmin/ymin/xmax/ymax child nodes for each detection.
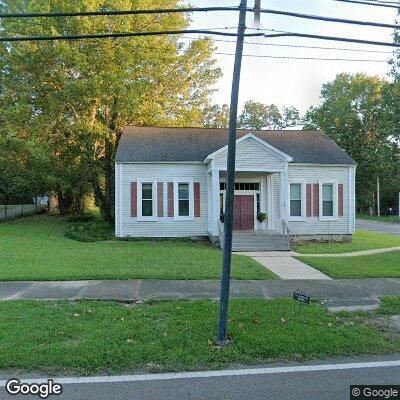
<box><xmin>207</xmin><ymin>170</ymin><xmax>291</xmax><ymax>251</ymax></box>
<box><xmin>205</xmin><ymin>133</ymin><xmax>293</xmax><ymax>251</ymax></box>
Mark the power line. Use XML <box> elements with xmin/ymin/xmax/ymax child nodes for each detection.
<box><xmin>358</xmin><ymin>0</ymin><xmax>400</xmax><ymax>4</ymax></box>
<box><xmin>257</xmin><ymin>7</ymin><xmax>400</xmax><ymax>30</ymax></box>
<box><xmin>0</xmin><ymin>7</ymin><xmax>239</xmax><ymax>19</ymax></box>
<box><xmin>1</xmin><ymin>6</ymin><xmax>399</xmax><ymax>32</ymax></box>
<box><xmin>263</xmin><ymin>32</ymin><xmax>400</xmax><ymax>47</ymax></box>
<box><xmin>215</xmin><ymin>51</ymin><xmax>388</xmax><ymax>62</ymax></box>
<box><xmin>0</xmin><ymin>29</ymin><xmax>399</xmax><ymax>48</ymax></box>
<box><xmin>182</xmin><ymin>35</ymin><xmax>394</xmax><ymax>54</ymax></box>
<box><xmin>333</xmin><ymin>0</ymin><xmax>400</xmax><ymax>9</ymax></box>
<box><xmin>0</xmin><ymin>29</ymin><xmax>266</xmax><ymax>42</ymax></box>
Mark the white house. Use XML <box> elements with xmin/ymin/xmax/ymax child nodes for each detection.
<box><xmin>115</xmin><ymin>127</ymin><xmax>356</xmax><ymax>251</ymax></box>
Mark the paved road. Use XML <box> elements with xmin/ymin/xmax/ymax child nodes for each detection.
<box><xmin>357</xmin><ymin>219</ymin><xmax>400</xmax><ymax>236</ymax></box>
<box><xmin>1</xmin><ymin>355</ymin><xmax>399</xmax><ymax>399</ymax></box>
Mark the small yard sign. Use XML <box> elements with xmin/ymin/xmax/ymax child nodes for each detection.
<box><xmin>293</xmin><ymin>291</ymin><xmax>311</xmax><ymax>305</ymax></box>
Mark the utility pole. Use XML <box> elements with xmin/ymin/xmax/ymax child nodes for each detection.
<box><xmin>216</xmin><ymin>0</ymin><xmax>249</xmax><ymax>346</ymax></box>
<box><xmin>377</xmin><ymin>176</ymin><xmax>380</xmax><ymax>216</ymax></box>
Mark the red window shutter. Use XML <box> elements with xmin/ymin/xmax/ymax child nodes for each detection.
<box><xmin>306</xmin><ymin>184</ymin><xmax>312</xmax><ymax>217</ymax></box>
<box><xmin>338</xmin><ymin>183</ymin><xmax>344</xmax><ymax>217</ymax></box>
<box><xmin>157</xmin><ymin>182</ymin><xmax>164</xmax><ymax>217</ymax></box>
<box><xmin>131</xmin><ymin>182</ymin><xmax>137</xmax><ymax>217</ymax></box>
<box><xmin>167</xmin><ymin>182</ymin><xmax>174</xmax><ymax>217</ymax></box>
<box><xmin>312</xmin><ymin>184</ymin><xmax>319</xmax><ymax>217</ymax></box>
<box><xmin>194</xmin><ymin>182</ymin><xmax>201</xmax><ymax>217</ymax></box>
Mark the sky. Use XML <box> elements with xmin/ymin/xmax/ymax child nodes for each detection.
<box><xmin>188</xmin><ymin>0</ymin><xmax>398</xmax><ymax>114</ymax></box>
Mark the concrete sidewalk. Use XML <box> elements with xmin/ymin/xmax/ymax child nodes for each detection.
<box><xmin>1</xmin><ymin>278</ymin><xmax>400</xmax><ymax>305</ymax></box>
<box><xmin>249</xmin><ymin>255</ymin><xmax>331</xmax><ymax>280</ymax></box>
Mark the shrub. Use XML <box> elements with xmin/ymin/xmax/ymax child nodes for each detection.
<box><xmin>65</xmin><ymin>220</ymin><xmax>114</xmax><ymax>242</ymax></box>
<box><xmin>66</xmin><ymin>213</ymin><xmax>96</xmax><ymax>223</ymax></box>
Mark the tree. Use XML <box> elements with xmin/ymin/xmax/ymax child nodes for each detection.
<box><xmin>0</xmin><ymin>0</ymin><xmax>221</xmax><ymax>221</ymax></box>
<box><xmin>202</xmin><ymin>104</ymin><xmax>229</xmax><ymax>128</ymax></box>
<box><xmin>0</xmin><ymin>136</ymin><xmax>51</xmax><ymax>214</ymax></box>
<box><xmin>304</xmin><ymin>73</ymin><xmax>393</xmax><ymax>213</ymax></box>
<box><xmin>238</xmin><ymin>101</ymin><xmax>301</xmax><ymax>130</ymax></box>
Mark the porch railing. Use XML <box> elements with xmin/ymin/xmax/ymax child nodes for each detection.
<box><xmin>281</xmin><ymin>219</ymin><xmax>291</xmax><ymax>245</ymax></box>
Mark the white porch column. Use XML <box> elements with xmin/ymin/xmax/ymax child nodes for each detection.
<box><xmin>280</xmin><ymin>171</ymin><xmax>289</xmax><ymax>223</ymax></box>
<box><xmin>209</xmin><ymin>168</ymin><xmax>220</xmax><ymax>237</ymax></box>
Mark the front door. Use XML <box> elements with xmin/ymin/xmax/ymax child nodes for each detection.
<box><xmin>233</xmin><ymin>195</ymin><xmax>254</xmax><ymax>230</ymax></box>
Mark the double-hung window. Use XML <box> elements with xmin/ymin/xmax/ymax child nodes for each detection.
<box><xmin>289</xmin><ymin>180</ymin><xmax>306</xmax><ymax>221</ymax></box>
<box><xmin>178</xmin><ymin>183</ymin><xmax>190</xmax><ymax>217</ymax></box>
<box><xmin>137</xmin><ymin>180</ymin><xmax>157</xmax><ymax>221</ymax></box>
<box><xmin>319</xmin><ymin>180</ymin><xmax>338</xmax><ymax>221</ymax></box>
<box><xmin>174</xmin><ymin>180</ymin><xmax>194</xmax><ymax>220</ymax></box>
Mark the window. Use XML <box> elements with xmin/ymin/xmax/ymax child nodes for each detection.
<box><xmin>220</xmin><ymin>193</ymin><xmax>224</xmax><ymax>216</ymax></box>
<box><xmin>220</xmin><ymin>182</ymin><xmax>260</xmax><ymax>191</ymax></box>
<box><xmin>322</xmin><ymin>184</ymin><xmax>333</xmax><ymax>217</ymax></box>
<box><xmin>137</xmin><ymin>180</ymin><xmax>157</xmax><ymax>221</ymax></box>
<box><xmin>290</xmin><ymin>184</ymin><xmax>302</xmax><ymax>217</ymax></box>
<box><xmin>318</xmin><ymin>180</ymin><xmax>338</xmax><ymax>221</ymax></box>
<box><xmin>178</xmin><ymin>183</ymin><xmax>190</xmax><ymax>216</ymax></box>
<box><xmin>174</xmin><ymin>180</ymin><xmax>194</xmax><ymax>220</ymax></box>
<box><xmin>288</xmin><ymin>180</ymin><xmax>306</xmax><ymax>221</ymax></box>
<box><xmin>141</xmin><ymin>183</ymin><xmax>153</xmax><ymax>217</ymax></box>
<box><xmin>256</xmin><ymin>193</ymin><xmax>261</xmax><ymax>213</ymax></box>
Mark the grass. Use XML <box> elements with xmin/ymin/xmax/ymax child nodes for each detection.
<box><xmin>297</xmin><ymin>251</ymin><xmax>400</xmax><ymax>279</ymax></box>
<box><xmin>295</xmin><ymin>230</ymin><xmax>400</xmax><ymax>254</ymax></box>
<box><xmin>377</xmin><ymin>296</ymin><xmax>400</xmax><ymax>315</ymax></box>
<box><xmin>0</xmin><ymin>214</ymin><xmax>274</xmax><ymax>281</ymax></box>
<box><xmin>357</xmin><ymin>214</ymin><xmax>400</xmax><ymax>224</ymax></box>
<box><xmin>0</xmin><ymin>298</ymin><xmax>398</xmax><ymax>375</ymax></box>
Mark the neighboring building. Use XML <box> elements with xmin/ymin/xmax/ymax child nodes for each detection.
<box><xmin>115</xmin><ymin>127</ymin><xmax>356</xmax><ymax>251</ymax></box>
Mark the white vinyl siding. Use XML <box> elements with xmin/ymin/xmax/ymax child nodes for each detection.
<box><xmin>287</xmin><ymin>165</ymin><xmax>351</xmax><ymax>235</ymax></box>
<box><xmin>116</xmin><ymin>163</ymin><xmax>208</xmax><ymax>237</ymax></box>
<box><xmin>213</xmin><ymin>137</ymin><xmax>286</xmax><ymax>171</ymax></box>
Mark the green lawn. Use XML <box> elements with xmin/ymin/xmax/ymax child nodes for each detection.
<box><xmin>0</xmin><ymin>298</ymin><xmax>398</xmax><ymax>375</ymax></box>
<box><xmin>357</xmin><ymin>214</ymin><xmax>400</xmax><ymax>224</ymax></box>
<box><xmin>297</xmin><ymin>251</ymin><xmax>400</xmax><ymax>279</ymax></box>
<box><xmin>295</xmin><ymin>230</ymin><xmax>400</xmax><ymax>254</ymax></box>
<box><xmin>0</xmin><ymin>215</ymin><xmax>274</xmax><ymax>281</ymax></box>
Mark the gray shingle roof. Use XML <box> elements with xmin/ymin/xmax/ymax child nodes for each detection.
<box><xmin>116</xmin><ymin>126</ymin><xmax>356</xmax><ymax>165</ymax></box>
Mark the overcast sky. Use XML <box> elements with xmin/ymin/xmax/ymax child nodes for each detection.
<box><xmin>189</xmin><ymin>0</ymin><xmax>398</xmax><ymax>113</ymax></box>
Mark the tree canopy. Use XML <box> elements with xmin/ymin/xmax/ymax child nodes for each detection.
<box><xmin>0</xmin><ymin>0</ymin><xmax>221</xmax><ymax>220</ymax></box>
<box><xmin>238</xmin><ymin>101</ymin><xmax>301</xmax><ymax>130</ymax></box>
<box><xmin>304</xmin><ymin>73</ymin><xmax>398</xmax><ymax>213</ymax></box>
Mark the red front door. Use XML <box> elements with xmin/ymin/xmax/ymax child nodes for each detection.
<box><xmin>233</xmin><ymin>195</ymin><xmax>254</xmax><ymax>230</ymax></box>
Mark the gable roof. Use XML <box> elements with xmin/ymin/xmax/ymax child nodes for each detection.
<box><xmin>116</xmin><ymin>126</ymin><xmax>356</xmax><ymax>165</ymax></box>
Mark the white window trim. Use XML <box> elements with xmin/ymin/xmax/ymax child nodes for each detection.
<box><xmin>288</xmin><ymin>180</ymin><xmax>306</xmax><ymax>222</ymax></box>
<box><xmin>137</xmin><ymin>179</ymin><xmax>158</xmax><ymax>222</ymax></box>
<box><xmin>319</xmin><ymin>180</ymin><xmax>338</xmax><ymax>221</ymax></box>
<box><xmin>174</xmin><ymin>179</ymin><xmax>194</xmax><ymax>221</ymax></box>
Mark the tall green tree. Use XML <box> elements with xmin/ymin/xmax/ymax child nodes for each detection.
<box><xmin>202</xmin><ymin>104</ymin><xmax>229</xmax><ymax>128</ymax></box>
<box><xmin>304</xmin><ymin>73</ymin><xmax>393</xmax><ymax>213</ymax></box>
<box><xmin>0</xmin><ymin>0</ymin><xmax>221</xmax><ymax>221</ymax></box>
<box><xmin>238</xmin><ymin>101</ymin><xmax>301</xmax><ymax>130</ymax></box>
